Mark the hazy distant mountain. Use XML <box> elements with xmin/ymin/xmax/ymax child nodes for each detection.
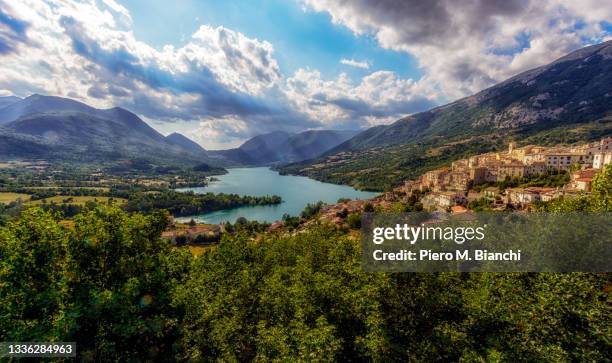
<box><xmin>285</xmin><ymin>130</ymin><xmax>359</xmax><ymax>160</ymax></box>
<box><xmin>281</xmin><ymin>40</ymin><xmax>612</xmax><ymax>190</ymax></box>
<box><xmin>0</xmin><ymin>96</ymin><xmax>21</xmax><ymax>109</ymax></box>
<box><xmin>166</xmin><ymin>132</ymin><xmax>207</xmax><ymax>154</ymax></box>
<box><xmin>0</xmin><ymin>95</ymin><xmax>218</xmax><ymax>166</ymax></box>
<box><xmin>209</xmin><ymin>129</ymin><xmax>359</xmax><ymax>165</ymax></box>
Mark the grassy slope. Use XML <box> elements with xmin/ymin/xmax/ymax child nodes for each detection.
<box><xmin>0</xmin><ymin>192</ymin><xmax>31</xmax><ymax>204</ymax></box>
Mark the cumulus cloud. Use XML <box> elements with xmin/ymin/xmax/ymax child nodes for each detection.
<box><xmin>340</xmin><ymin>58</ymin><xmax>370</xmax><ymax>69</ymax></box>
<box><xmin>0</xmin><ymin>0</ymin><xmax>433</xmax><ymax>146</ymax></box>
<box><xmin>286</xmin><ymin>69</ymin><xmax>437</xmax><ymax>129</ymax></box>
<box><xmin>302</xmin><ymin>0</ymin><xmax>612</xmax><ymax>99</ymax></box>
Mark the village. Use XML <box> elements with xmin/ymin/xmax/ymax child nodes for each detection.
<box><xmin>395</xmin><ymin>137</ymin><xmax>611</xmax><ymax>211</ymax></box>
<box><xmin>316</xmin><ymin>137</ymin><xmax>612</xmax><ymax>222</ymax></box>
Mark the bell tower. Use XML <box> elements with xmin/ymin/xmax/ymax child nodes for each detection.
<box><xmin>508</xmin><ymin>141</ymin><xmax>517</xmax><ymax>154</ymax></box>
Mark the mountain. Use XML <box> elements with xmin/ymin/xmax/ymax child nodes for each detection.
<box><xmin>0</xmin><ymin>131</ymin><xmax>57</xmax><ymax>158</ymax></box>
<box><xmin>280</xmin><ymin>41</ymin><xmax>612</xmax><ymax>190</ymax></box>
<box><xmin>0</xmin><ymin>95</ymin><xmax>219</xmax><ymax>167</ymax></box>
<box><xmin>0</xmin><ymin>94</ymin><xmax>98</xmax><ymax>125</ymax></box>
<box><xmin>286</xmin><ymin>130</ymin><xmax>359</xmax><ymax>160</ymax></box>
<box><xmin>166</xmin><ymin>133</ymin><xmax>207</xmax><ymax>155</ymax></box>
<box><xmin>209</xmin><ymin>129</ymin><xmax>358</xmax><ymax>165</ymax></box>
<box><xmin>0</xmin><ymin>96</ymin><xmax>21</xmax><ymax>109</ymax></box>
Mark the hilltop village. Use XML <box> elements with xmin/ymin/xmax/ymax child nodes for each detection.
<box><xmin>314</xmin><ymin>137</ymin><xmax>612</xmax><ymax>224</ymax></box>
<box><xmin>397</xmin><ymin>137</ymin><xmax>612</xmax><ymax>211</ymax></box>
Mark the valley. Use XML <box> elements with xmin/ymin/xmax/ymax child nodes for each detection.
<box><xmin>280</xmin><ymin>41</ymin><xmax>612</xmax><ymax>190</ymax></box>
<box><xmin>1</xmin><ymin>4</ymin><xmax>611</xmax><ymax>359</ymax></box>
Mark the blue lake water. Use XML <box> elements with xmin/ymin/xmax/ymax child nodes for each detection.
<box><xmin>177</xmin><ymin>167</ymin><xmax>378</xmax><ymax>224</ymax></box>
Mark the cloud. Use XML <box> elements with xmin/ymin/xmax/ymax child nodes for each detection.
<box><xmin>0</xmin><ymin>0</ymin><xmax>610</xmax><ymax>148</ymax></box>
<box><xmin>100</xmin><ymin>0</ymin><xmax>132</xmax><ymax>26</ymax></box>
<box><xmin>0</xmin><ymin>0</ymin><xmax>433</xmax><ymax>147</ymax></box>
<box><xmin>285</xmin><ymin>69</ymin><xmax>437</xmax><ymax>129</ymax></box>
<box><xmin>59</xmin><ymin>16</ymin><xmax>277</xmax><ymax>118</ymax></box>
<box><xmin>0</xmin><ymin>0</ymin><xmax>325</xmax><ymax>146</ymax></box>
<box><xmin>302</xmin><ymin>0</ymin><xmax>612</xmax><ymax>100</ymax></box>
<box><xmin>0</xmin><ymin>4</ymin><xmax>30</xmax><ymax>55</ymax></box>
<box><xmin>340</xmin><ymin>58</ymin><xmax>370</xmax><ymax>69</ymax></box>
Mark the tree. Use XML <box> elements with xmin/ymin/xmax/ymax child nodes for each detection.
<box><xmin>0</xmin><ymin>206</ymin><xmax>191</xmax><ymax>361</ymax></box>
<box><xmin>536</xmin><ymin>166</ymin><xmax>611</xmax><ymax>212</ymax></box>
<box><xmin>0</xmin><ymin>208</ymin><xmax>68</xmax><ymax>341</ymax></box>
<box><xmin>347</xmin><ymin>212</ymin><xmax>362</xmax><ymax>229</ymax></box>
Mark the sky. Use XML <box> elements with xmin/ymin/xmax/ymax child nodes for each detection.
<box><xmin>0</xmin><ymin>0</ymin><xmax>611</xmax><ymax>149</ymax></box>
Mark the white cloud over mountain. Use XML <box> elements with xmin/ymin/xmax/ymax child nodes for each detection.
<box><xmin>286</xmin><ymin>69</ymin><xmax>436</xmax><ymax>129</ymax></box>
<box><xmin>302</xmin><ymin>0</ymin><xmax>612</xmax><ymax>100</ymax></box>
<box><xmin>0</xmin><ymin>0</ymin><xmax>609</xmax><ymax>147</ymax></box>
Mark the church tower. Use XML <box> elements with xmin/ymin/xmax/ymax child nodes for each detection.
<box><xmin>508</xmin><ymin>141</ymin><xmax>517</xmax><ymax>154</ymax></box>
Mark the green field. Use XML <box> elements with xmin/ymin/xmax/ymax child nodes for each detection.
<box><xmin>0</xmin><ymin>192</ymin><xmax>31</xmax><ymax>204</ymax></box>
<box><xmin>27</xmin><ymin>196</ymin><xmax>127</xmax><ymax>206</ymax></box>
<box><xmin>26</xmin><ymin>186</ymin><xmax>111</xmax><ymax>192</ymax></box>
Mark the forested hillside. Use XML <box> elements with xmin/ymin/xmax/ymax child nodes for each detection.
<box><xmin>1</xmin><ymin>167</ymin><xmax>610</xmax><ymax>361</ymax></box>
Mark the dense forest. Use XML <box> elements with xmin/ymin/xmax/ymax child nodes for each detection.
<box><xmin>0</xmin><ymin>167</ymin><xmax>610</xmax><ymax>361</ymax></box>
<box><xmin>0</xmin><ymin>187</ymin><xmax>282</xmax><ymax>222</ymax></box>
<box><xmin>124</xmin><ymin>190</ymin><xmax>282</xmax><ymax>216</ymax></box>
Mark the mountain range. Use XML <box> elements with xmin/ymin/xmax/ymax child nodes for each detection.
<box><xmin>0</xmin><ymin>94</ymin><xmax>213</xmax><ymax>166</ymax></box>
<box><xmin>0</xmin><ymin>94</ymin><xmax>358</xmax><ymax>168</ymax></box>
<box><xmin>280</xmin><ymin>40</ymin><xmax>612</xmax><ymax>190</ymax></box>
<box><xmin>2</xmin><ymin>41</ymin><xmax>611</xmax><ymax>178</ymax></box>
<box><xmin>208</xmin><ymin>129</ymin><xmax>358</xmax><ymax>165</ymax></box>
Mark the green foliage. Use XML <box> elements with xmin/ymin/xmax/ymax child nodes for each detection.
<box><xmin>537</xmin><ymin>166</ymin><xmax>612</xmax><ymax>212</ymax></box>
<box><xmin>172</xmin><ymin>224</ymin><xmax>610</xmax><ymax>361</ymax></box>
<box><xmin>0</xmin><ymin>208</ymin><xmax>67</xmax><ymax>341</ymax></box>
<box><xmin>0</xmin><ymin>206</ymin><xmax>190</xmax><ymax>361</ymax></box>
<box><xmin>124</xmin><ymin>190</ymin><xmax>282</xmax><ymax>216</ymax></box>
<box><xmin>301</xmin><ymin>201</ymin><xmax>325</xmax><ymax>219</ymax></box>
<box><xmin>2</xmin><ymin>177</ymin><xmax>612</xmax><ymax>361</ymax></box>
<box><xmin>282</xmin><ymin>213</ymin><xmax>301</xmax><ymax>230</ymax></box>
<box><xmin>173</xmin><ymin>225</ymin><xmax>387</xmax><ymax>361</ymax></box>
<box><xmin>347</xmin><ymin>212</ymin><xmax>362</xmax><ymax>229</ymax></box>
<box><xmin>468</xmin><ymin>197</ymin><xmax>493</xmax><ymax>211</ymax></box>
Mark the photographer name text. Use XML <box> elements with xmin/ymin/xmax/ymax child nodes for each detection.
<box><xmin>372</xmin><ymin>249</ymin><xmax>521</xmax><ymax>261</ymax></box>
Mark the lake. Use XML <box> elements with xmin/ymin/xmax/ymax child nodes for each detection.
<box><xmin>177</xmin><ymin>167</ymin><xmax>379</xmax><ymax>224</ymax></box>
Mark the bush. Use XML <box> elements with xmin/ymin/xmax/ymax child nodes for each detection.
<box><xmin>347</xmin><ymin>212</ymin><xmax>362</xmax><ymax>229</ymax></box>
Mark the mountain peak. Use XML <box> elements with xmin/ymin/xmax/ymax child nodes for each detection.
<box><xmin>0</xmin><ymin>96</ymin><xmax>215</xmax><ymax>164</ymax></box>
<box><xmin>166</xmin><ymin>132</ymin><xmax>207</xmax><ymax>154</ymax></box>
<box><xmin>208</xmin><ymin>129</ymin><xmax>358</xmax><ymax>165</ymax></box>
